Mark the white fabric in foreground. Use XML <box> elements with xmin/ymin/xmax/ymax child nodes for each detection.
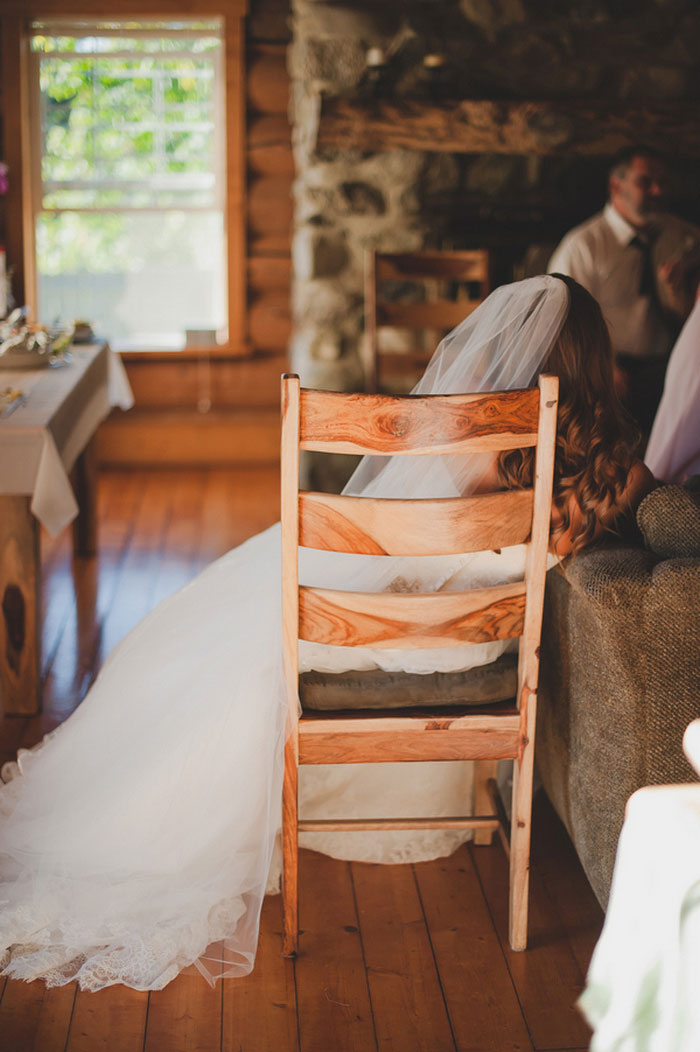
<box><xmin>581</xmin><ymin>782</ymin><xmax>700</xmax><ymax>1051</ymax></box>
<box><xmin>1</xmin><ymin>529</ymin><xmax>286</xmax><ymax>989</ymax></box>
<box><xmin>645</xmin><ymin>300</ymin><xmax>700</xmax><ymax>483</ymax></box>
<box><xmin>0</xmin><ymin>276</ymin><xmax>569</xmax><ymax>990</ymax></box>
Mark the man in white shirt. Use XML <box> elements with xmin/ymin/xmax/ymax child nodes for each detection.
<box><xmin>548</xmin><ymin>147</ymin><xmax>698</xmax><ymax>432</ymax></box>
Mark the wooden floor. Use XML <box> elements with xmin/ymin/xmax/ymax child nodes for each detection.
<box><xmin>0</xmin><ymin>468</ymin><xmax>603</xmax><ymax>1052</ymax></box>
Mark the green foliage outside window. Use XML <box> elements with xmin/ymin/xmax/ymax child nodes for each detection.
<box><xmin>33</xmin><ymin>27</ymin><xmax>222</xmax><ymax>273</ymax></box>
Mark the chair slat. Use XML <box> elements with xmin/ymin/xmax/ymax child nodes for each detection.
<box><xmin>376</xmin><ymin>296</ymin><xmax>480</xmax><ymax>328</ymax></box>
<box><xmin>297</xmin><ymin>817</ymin><xmax>500</xmax><ymax>831</ymax></box>
<box><xmin>376</xmin><ymin>351</ymin><xmax>434</xmax><ymax>379</ymax></box>
<box><xmin>377</xmin><ymin>299</ymin><xmax>482</xmax><ymax>330</ymax></box>
<box><xmin>298</xmin><ymin>582</ymin><xmax>526</xmax><ymax>648</ymax></box>
<box><xmin>299</xmin><ymin>710</ymin><xmax>519</xmax><ymax>733</ymax></box>
<box><xmin>299</xmin><ymin>727</ymin><xmax>520</xmax><ymax>764</ymax></box>
<box><xmin>299</xmin><ymin>490</ymin><xmax>534</xmax><ymax>556</ymax></box>
<box><xmin>375</xmin><ymin>251</ymin><xmax>490</xmax><ymax>282</ymax></box>
<box><xmin>299</xmin><ymin>388</ymin><xmax>539</xmax><ymax>455</ymax></box>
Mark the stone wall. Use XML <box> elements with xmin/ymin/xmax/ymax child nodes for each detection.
<box><xmin>289</xmin><ymin>0</ymin><xmax>700</xmax><ymax>391</ymax></box>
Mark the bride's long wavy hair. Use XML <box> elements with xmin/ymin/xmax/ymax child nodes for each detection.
<box><xmin>497</xmin><ymin>274</ymin><xmax>640</xmax><ymax>554</ymax></box>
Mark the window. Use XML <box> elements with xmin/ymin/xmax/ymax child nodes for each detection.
<box><xmin>28</xmin><ymin>19</ymin><xmax>229</xmax><ymax>351</ymax></box>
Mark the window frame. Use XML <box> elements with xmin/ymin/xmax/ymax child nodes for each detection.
<box><xmin>0</xmin><ymin>0</ymin><xmax>249</xmax><ymax>358</ymax></box>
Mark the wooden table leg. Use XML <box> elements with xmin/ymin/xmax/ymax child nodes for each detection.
<box><xmin>72</xmin><ymin>436</ymin><xmax>98</xmax><ymax>557</ymax></box>
<box><xmin>0</xmin><ymin>495</ymin><xmax>41</xmax><ymax>715</ymax></box>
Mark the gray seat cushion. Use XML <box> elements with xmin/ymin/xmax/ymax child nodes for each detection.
<box><xmin>300</xmin><ymin>652</ymin><xmax>518</xmax><ymax>711</ymax></box>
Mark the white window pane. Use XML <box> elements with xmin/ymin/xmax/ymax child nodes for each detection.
<box><xmin>36</xmin><ymin>211</ymin><xmax>226</xmax><ymax>351</ymax></box>
<box><xmin>37</xmin><ymin>42</ymin><xmax>221</xmax><ymax>210</ymax></box>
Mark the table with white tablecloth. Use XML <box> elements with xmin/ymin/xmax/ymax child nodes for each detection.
<box><xmin>0</xmin><ymin>344</ymin><xmax>133</xmax><ymax>714</ymax></box>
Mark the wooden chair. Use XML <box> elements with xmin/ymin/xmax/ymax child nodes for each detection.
<box><xmin>280</xmin><ymin>373</ymin><xmax>558</xmax><ymax>955</ymax></box>
<box><xmin>363</xmin><ymin>249</ymin><xmax>491</xmax><ymax>393</ymax></box>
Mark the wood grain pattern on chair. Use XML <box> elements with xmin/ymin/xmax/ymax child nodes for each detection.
<box><xmin>280</xmin><ymin>372</ymin><xmax>558</xmax><ymax>957</ymax></box>
<box><xmin>299</xmin><ymin>490</ymin><xmax>534</xmax><ymax>555</ymax></box>
<box><xmin>299</xmin><ymin>388</ymin><xmax>539</xmax><ymax>454</ymax></box>
<box><xmin>298</xmin><ymin>583</ymin><xmax>526</xmax><ymax>648</ymax></box>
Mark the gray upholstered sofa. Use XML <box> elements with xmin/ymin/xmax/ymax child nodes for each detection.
<box><xmin>537</xmin><ymin>479</ymin><xmax>700</xmax><ymax>908</ymax></box>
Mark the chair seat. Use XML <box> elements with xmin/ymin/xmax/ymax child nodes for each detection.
<box><xmin>300</xmin><ymin>653</ymin><xmax>518</xmax><ymax>711</ymax></box>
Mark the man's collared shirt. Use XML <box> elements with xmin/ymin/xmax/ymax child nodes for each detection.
<box><xmin>548</xmin><ymin>203</ymin><xmax>674</xmax><ymax>359</ymax></box>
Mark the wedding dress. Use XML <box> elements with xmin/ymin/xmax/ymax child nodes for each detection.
<box><xmin>0</xmin><ymin>276</ymin><xmax>570</xmax><ymax>991</ymax></box>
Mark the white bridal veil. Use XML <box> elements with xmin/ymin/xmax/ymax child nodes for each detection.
<box><xmin>0</xmin><ymin>276</ymin><xmax>569</xmax><ymax>991</ymax></box>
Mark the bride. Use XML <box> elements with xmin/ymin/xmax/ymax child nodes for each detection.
<box><xmin>0</xmin><ymin>275</ymin><xmax>654</xmax><ymax>992</ymax></box>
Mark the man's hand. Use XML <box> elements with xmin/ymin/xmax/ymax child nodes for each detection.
<box><xmin>657</xmin><ymin>260</ymin><xmax>693</xmax><ymax>319</ymax></box>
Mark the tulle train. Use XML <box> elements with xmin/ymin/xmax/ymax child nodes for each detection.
<box><xmin>0</xmin><ymin>527</ymin><xmax>286</xmax><ymax>990</ymax></box>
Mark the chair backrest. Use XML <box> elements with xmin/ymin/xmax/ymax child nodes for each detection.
<box><xmin>280</xmin><ymin>374</ymin><xmax>558</xmax><ymax>734</ymax></box>
<box><xmin>363</xmin><ymin>249</ymin><xmax>491</xmax><ymax>393</ymax></box>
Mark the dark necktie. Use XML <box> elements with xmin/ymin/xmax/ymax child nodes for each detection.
<box><xmin>630</xmin><ymin>234</ymin><xmax>657</xmax><ymax>300</ymax></box>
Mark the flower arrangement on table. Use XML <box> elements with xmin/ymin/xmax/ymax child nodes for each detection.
<box><xmin>0</xmin><ymin>308</ymin><xmax>74</xmax><ymax>368</ymax></box>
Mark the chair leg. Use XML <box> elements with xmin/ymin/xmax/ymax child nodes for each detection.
<box><xmin>473</xmin><ymin>759</ymin><xmax>498</xmax><ymax>845</ymax></box>
<box><xmin>508</xmin><ymin>740</ymin><xmax>535</xmax><ymax>951</ymax></box>
<box><xmin>282</xmin><ymin>738</ymin><xmax>299</xmax><ymax>957</ymax></box>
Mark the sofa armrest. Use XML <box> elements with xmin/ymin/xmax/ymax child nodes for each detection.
<box><xmin>537</xmin><ymin>552</ymin><xmax>700</xmax><ymax>908</ymax></box>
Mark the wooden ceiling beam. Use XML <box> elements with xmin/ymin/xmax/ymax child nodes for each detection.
<box><xmin>316</xmin><ymin>98</ymin><xmax>700</xmax><ymax>155</ymax></box>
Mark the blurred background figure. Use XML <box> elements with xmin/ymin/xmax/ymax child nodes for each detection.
<box><xmin>548</xmin><ymin>146</ymin><xmax>700</xmax><ymax>435</ymax></box>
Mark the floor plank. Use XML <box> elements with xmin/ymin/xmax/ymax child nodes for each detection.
<box><xmin>148</xmin><ymin>471</ymin><xmax>208</xmax><ymax>608</ymax></box>
<box><xmin>294</xmin><ymin>850</ymin><xmax>376</xmax><ymax>1052</ymax></box>
<box><xmin>352</xmin><ymin>860</ymin><xmax>455</xmax><ymax>1052</ymax></box>
<box><xmin>531</xmin><ymin>795</ymin><xmax>604</xmax><ymax>978</ymax></box>
<box><xmin>471</xmin><ymin>836</ymin><xmax>592</xmax><ymax>1051</ymax></box>
<box><xmin>96</xmin><ymin>472</ymin><xmax>174</xmax><ymax>660</ymax></box>
<box><xmin>145</xmin><ymin>968</ymin><xmax>222</xmax><ymax>1052</ymax></box>
<box><xmin>415</xmin><ymin>846</ymin><xmax>534</xmax><ymax>1052</ymax></box>
<box><xmin>226</xmin><ymin>465</ymin><xmax>280</xmax><ymax>548</ymax></box>
<box><xmin>0</xmin><ymin>977</ymin><xmax>76</xmax><ymax>1052</ymax></box>
<box><xmin>191</xmin><ymin>470</ymin><xmax>233</xmax><ymax>569</ymax></box>
<box><xmin>65</xmin><ymin>985</ymin><xmax>148</xmax><ymax>1052</ymax></box>
<box><xmin>222</xmin><ymin>894</ymin><xmax>299</xmax><ymax>1052</ymax></box>
<box><xmin>82</xmin><ymin>470</ymin><xmax>147</xmax><ymax>664</ymax></box>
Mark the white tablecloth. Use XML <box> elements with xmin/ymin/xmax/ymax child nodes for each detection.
<box><xmin>0</xmin><ymin>345</ymin><xmax>133</xmax><ymax>535</ymax></box>
<box><xmin>581</xmin><ymin>726</ymin><xmax>700</xmax><ymax>1051</ymax></box>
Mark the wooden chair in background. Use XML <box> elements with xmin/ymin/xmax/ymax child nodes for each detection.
<box><xmin>280</xmin><ymin>373</ymin><xmax>559</xmax><ymax>955</ymax></box>
<box><xmin>363</xmin><ymin>249</ymin><xmax>491</xmax><ymax>393</ymax></box>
